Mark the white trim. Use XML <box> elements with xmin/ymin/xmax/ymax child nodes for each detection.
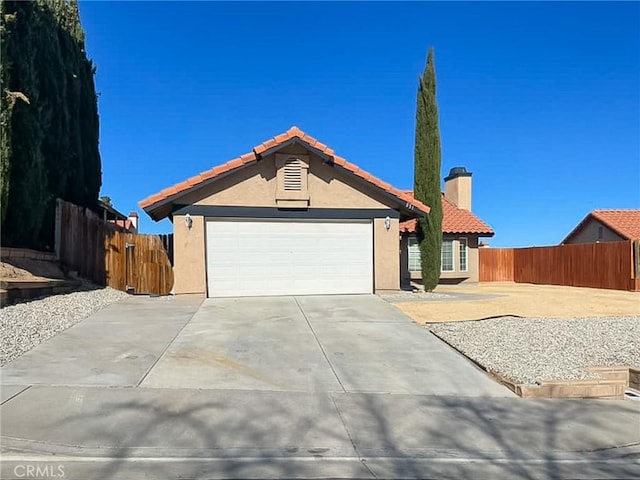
<box><xmin>459</xmin><ymin>237</ymin><xmax>468</xmax><ymax>272</ymax></box>
<box><xmin>408</xmin><ymin>237</ymin><xmax>421</xmax><ymax>272</ymax></box>
<box><xmin>441</xmin><ymin>239</ymin><xmax>454</xmax><ymax>272</ymax></box>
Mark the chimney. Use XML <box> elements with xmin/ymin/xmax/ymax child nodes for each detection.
<box><xmin>444</xmin><ymin>167</ymin><xmax>472</xmax><ymax>211</ymax></box>
<box><xmin>128</xmin><ymin>211</ymin><xmax>138</xmax><ymax>232</ymax></box>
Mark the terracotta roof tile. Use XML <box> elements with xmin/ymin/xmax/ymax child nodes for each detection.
<box><xmin>591</xmin><ymin>210</ymin><xmax>640</xmax><ymax>240</ymax></box>
<box><xmin>563</xmin><ymin>209</ymin><xmax>640</xmax><ymax>242</ymax></box>
<box><xmin>227</xmin><ymin>157</ymin><xmax>244</xmax><ymax>169</ymax></box>
<box><xmin>399</xmin><ymin>193</ymin><xmax>494</xmax><ymax>236</ymax></box>
<box><xmin>200</xmin><ymin>169</ymin><xmax>217</xmax><ymax>181</ymax></box>
<box><xmin>139</xmin><ymin>127</ymin><xmax>431</xmax><ymax>215</ymax></box>
<box><xmin>187</xmin><ymin>176</ymin><xmax>202</xmax><ymax>186</ymax></box>
<box><xmin>240</xmin><ymin>152</ymin><xmax>256</xmax><ymax>163</ymax></box>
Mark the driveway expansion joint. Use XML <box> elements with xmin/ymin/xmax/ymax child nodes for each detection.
<box><xmin>134</xmin><ymin>302</ymin><xmax>201</xmax><ymax>387</ymax></box>
<box><xmin>329</xmin><ymin>392</ymin><xmax>378</xmax><ymax>479</ymax></box>
<box><xmin>0</xmin><ymin>385</ymin><xmax>31</xmax><ymax>405</ymax></box>
<box><xmin>294</xmin><ymin>296</ymin><xmax>346</xmax><ymax>393</ymax></box>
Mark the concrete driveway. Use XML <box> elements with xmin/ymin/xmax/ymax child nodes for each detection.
<box><xmin>2</xmin><ymin>295</ymin><xmax>639</xmax><ymax>479</ymax></box>
<box><xmin>141</xmin><ymin>295</ymin><xmax>511</xmax><ymax>395</ymax></box>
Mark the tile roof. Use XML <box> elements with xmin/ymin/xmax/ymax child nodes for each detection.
<box><xmin>563</xmin><ymin>209</ymin><xmax>640</xmax><ymax>242</ymax></box>
<box><xmin>399</xmin><ymin>192</ymin><xmax>494</xmax><ymax>236</ymax></box>
<box><xmin>139</xmin><ymin>126</ymin><xmax>430</xmax><ymax>216</ymax></box>
<box><xmin>111</xmin><ymin>218</ymin><xmax>136</xmax><ymax>232</ymax></box>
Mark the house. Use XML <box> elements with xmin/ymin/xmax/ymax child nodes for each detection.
<box><xmin>561</xmin><ymin>209</ymin><xmax>640</xmax><ymax>244</ymax></box>
<box><xmin>399</xmin><ymin>167</ymin><xmax>494</xmax><ymax>285</ymax></box>
<box><xmin>139</xmin><ymin>127</ymin><xmax>430</xmax><ymax>297</ymax></box>
<box><xmin>96</xmin><ymin>199</ymin><xmax>139</xmax><ymax>233</ymax></box>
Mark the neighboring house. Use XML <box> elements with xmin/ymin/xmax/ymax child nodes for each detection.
<box><xmin>139</xmin><ymin>127</ymin><xmax>430</xmax><ymax>297</ymax></box>
<box><xmin>96</xmin><ymin>199</ymin><xmax>138</xmax><ymax>233</ymax></box>
<box><xmin>399</xmin><ymin>167</ymin><xmax>494</xmax><ymax>285</ymax></box>
<box><xmin>561</xmin><ymin>209</ymin><xmax>640</xmax><ymax>244</ymax></box>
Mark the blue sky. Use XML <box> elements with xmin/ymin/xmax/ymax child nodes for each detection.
<box><xmin>78</xmin><ymin>1</ymin><xmax>639</xmax><ymax>247</ymax></box>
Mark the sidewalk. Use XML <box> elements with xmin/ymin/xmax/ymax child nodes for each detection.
<box><xmin>1</xmin><ymin>386</ymin><xmax>639</xmax><ymax>479</ymax></box>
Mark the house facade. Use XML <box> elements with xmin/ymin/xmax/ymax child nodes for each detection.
<box><xmin>399</xmin><ymin>168</ymin><xmax>494</xmax><ymax>285</ymax></box>
<box><xmin>139</xmin><ymin>127</ymin><xmax>429</xmax><ymax>297</ymax></box>
<box><xmin>561</xmin><ymin>210</ymin><xmax>640</xmax><ymax>244</ymax></box>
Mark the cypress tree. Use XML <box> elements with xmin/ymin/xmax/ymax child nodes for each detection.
<box><xmin>413</xmin><ymin>48</ymin><xmax>443</xmax><ymax>291</ymax></box>
<box><xmin>1</xmin><ymin>0</ymin><xmax>101</xmax><ymax>249</ymax></box>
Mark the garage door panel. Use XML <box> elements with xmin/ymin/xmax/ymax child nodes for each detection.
<box><xmin>206</xmin><ymin>220</ymin><xmax>373</xmax><ymax>297</ymax></box>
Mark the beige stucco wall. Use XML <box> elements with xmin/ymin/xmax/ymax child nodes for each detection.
<box><xmin>180</xmin><ymin>145</ymin><xmax>388</xmax><ymax>209</ymax></box>
<box><xmin>172</xmin><ymin>214</ymin><xmax>206</xmax><ymax>295</ymax></box>
<box><xmin>170</xmin><ymin>143</ymin><xmax>409</xmax><ymax>295</ymax></box>
<box><xmin>401</xmin><ymin>234</ymin><xmax>481</xmax><ymax>285</ymax></box>
<box><xmin>374</xmin><ymin>218</ymin><xmax>400</xmax><ymax>291</ymax></box>
<box><xmin>565</xmin><ymin>219</ymin><xmax>624</xmax><ymax>244</ymax></box>
<box><xmin>444</xmin><ymin>176</ymin><xmax>472</xmax><ymax>211</ymax></box>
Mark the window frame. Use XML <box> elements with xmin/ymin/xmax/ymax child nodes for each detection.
<box><xmin>458</xmin><ymin>237</ymin><xmax>468</xmax><ymax>272</ymax></box>
<box><xmin>441</xmin><ymin>239</ymin><xmax>454</xmax><ymax>272</ymax></box>
<box><xmin>408</xmin><ymin>236</ymin><xmax>421</xmax><ymax>272</ymax></box>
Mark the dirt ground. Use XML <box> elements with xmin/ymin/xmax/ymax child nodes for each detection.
<box><xmin>396</xmin><ymin>282</ymin><xmax>640</xmax><ymax>323</ymax></box>
<box><xmin>0</xmin><ymin>258</ymin><xmax>66</xmax><ymax>281</ymax></box>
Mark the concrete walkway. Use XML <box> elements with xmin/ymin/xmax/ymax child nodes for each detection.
<box><xmin>1</xmin><ymin>295</ymin><xmax>639</xmax><ymax>479</ymax></box>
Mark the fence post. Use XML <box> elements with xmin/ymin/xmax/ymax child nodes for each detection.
<box><xmin>634</xmin><ymin>240</ymin><xmax>640</xmax><ymax>279</ymax></box>
<box><xmin>54</xmin><ymin>198</ymin><xmax>62</xmax><ymax>261</ymax></box>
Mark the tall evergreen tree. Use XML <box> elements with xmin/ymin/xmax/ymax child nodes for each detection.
<box><xmin>1</xmin><ymin>0</ymin><xmax>101</xmax><ymax>249</ymax></box>
<box><xmin>413</xmin><ymin>48</ymin><xmax>443</xmax><ymax>291</ymax></box>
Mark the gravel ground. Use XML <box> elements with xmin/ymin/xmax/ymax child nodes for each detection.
<box><xmin>0</xmin><ymin>285</ymin><xmax>128</xmax><ymax>366</ymax></box>
<box><xmin>429</xmin><ymin>315</ymin><xmax>640</xmax><ymax>385</ymax></box>
<box><xmin>379</xmin><ymin>290</ymin><xmax>454</xmax><ymax>302</ymax></box>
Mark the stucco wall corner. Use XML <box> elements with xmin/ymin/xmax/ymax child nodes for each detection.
<box><xmin>173</xmin><ymin>214</ymin><xmax>207</xmax><ymax>295</ymax></box>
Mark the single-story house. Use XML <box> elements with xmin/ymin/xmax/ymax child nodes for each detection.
<box><xmin>399</xmin><ymin>168</ymin><xmax>494</xmax><ymax>285</ymax></box>
<box><xmin>97</xmin><ymin>199</ymin><xmax>138</xmax><ymax>233</ymax></box>
<box><xmin>561</xmin><ymin>209</ymin><xmax>640</xmax><ymax>244</ymax></box>
<box><xmin>139</xmin><ymin>127</ymin><xmax>430</xmax><ymax>297</ymax></box>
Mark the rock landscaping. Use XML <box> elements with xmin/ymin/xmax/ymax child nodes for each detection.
<box><xmin>429</xmin><ymin>315</ymin><xmax>640</xmax><ymax>385</ymax></box>
<box><xmin>0</xmin><ymin>283</ymin><xmax>128</xmax><ymax>366</ymax></box>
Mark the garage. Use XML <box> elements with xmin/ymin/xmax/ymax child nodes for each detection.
<box><xmin>205</xmin><ymin>219</ymin><xmax>373</xmax><ymax>297</ymax></box>
<box><xmin>140</xmin><ymin>127</ymin><xmax>429</xmax><ymax>296</ymax></box>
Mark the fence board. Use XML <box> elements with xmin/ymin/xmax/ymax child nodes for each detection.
<box><xmin>56</xmin><ymin>199</ymin><xmax>173</xmax><ymax>295</ymax></box>
<box><xmin>480</xmin><ymin>241</ymin><xmax>636</xmax><ymax>291</ymax></box>
<box><xmin>479</xmin><ymin>248</ymin><xmax>514</xmax><ymax>282</ymax></box>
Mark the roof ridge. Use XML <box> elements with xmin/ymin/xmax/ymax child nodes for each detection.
<box><xmin>592</xmin><ymin>208</ymin><xmax>640</xmax><ymax>212</ymax></box>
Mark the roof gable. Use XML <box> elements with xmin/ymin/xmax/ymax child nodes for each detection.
<box><xmin>562</xmin><ymin>209</ymin><xmax>640</xmax><ymax>243</ymax></box>
<box><xmin>140</xmin><ymin>127</ymin><xmax>430</xmax><ymax>219</ymax></box>
<box><xmin>399</xmin><ymin>193</ymin><xmax>494</xmax><ymax>236</ymax></box>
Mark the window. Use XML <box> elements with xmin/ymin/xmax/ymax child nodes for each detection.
<box><xmin>459</xmin><ymin>237</ymin><xmax>468</xmax><ymax>272</ymax></box>
<box><xmin>408</xmin><ymin>237</ymin><xmax>421</xmax><ymax>272</ymax></box>
<box><xmin>441</xmin><ymin>239</ymin><xmax>454</xmax><ymax>272</ymax></box>
<box><xmin>597</xmin><ymin>226</ymin><xmax>603</xmax><ymax>240</ymax></box>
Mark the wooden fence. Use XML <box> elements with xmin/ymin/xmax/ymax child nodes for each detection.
<box><xmin>159</xmin><ymin>233</ymin><xmax>174</xmax><ymax>266</ymax></box>
<box><xmin>479</xmin><ymin>241</ymin><xmax>639</xmax><ymax>291</ymax></box>
<box><xmin>55</xmin><ymin>199</ymin><xmax>173</xmax><ymax>295</ymax></box>
<box><xmin>478</xmin><ymin>248</ymin><xmax>514</xmax><ymax>282</ymax></box>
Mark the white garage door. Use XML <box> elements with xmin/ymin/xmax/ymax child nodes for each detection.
<box><xmin>206</xmin><ymin>219</ymin><xmax>373</xmax><ymax>297</ymax></box>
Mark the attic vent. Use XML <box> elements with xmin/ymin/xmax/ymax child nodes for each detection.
<box><xmin>283</xmin><ymin>159</ymin><xmax>303</xmax><ymax>191</ymax></box>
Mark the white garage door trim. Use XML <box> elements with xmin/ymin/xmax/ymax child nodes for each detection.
<box><xmin>205</xmin><ymin>219</ymin><xmax>373</xmax><ymax>297</ymax></box>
